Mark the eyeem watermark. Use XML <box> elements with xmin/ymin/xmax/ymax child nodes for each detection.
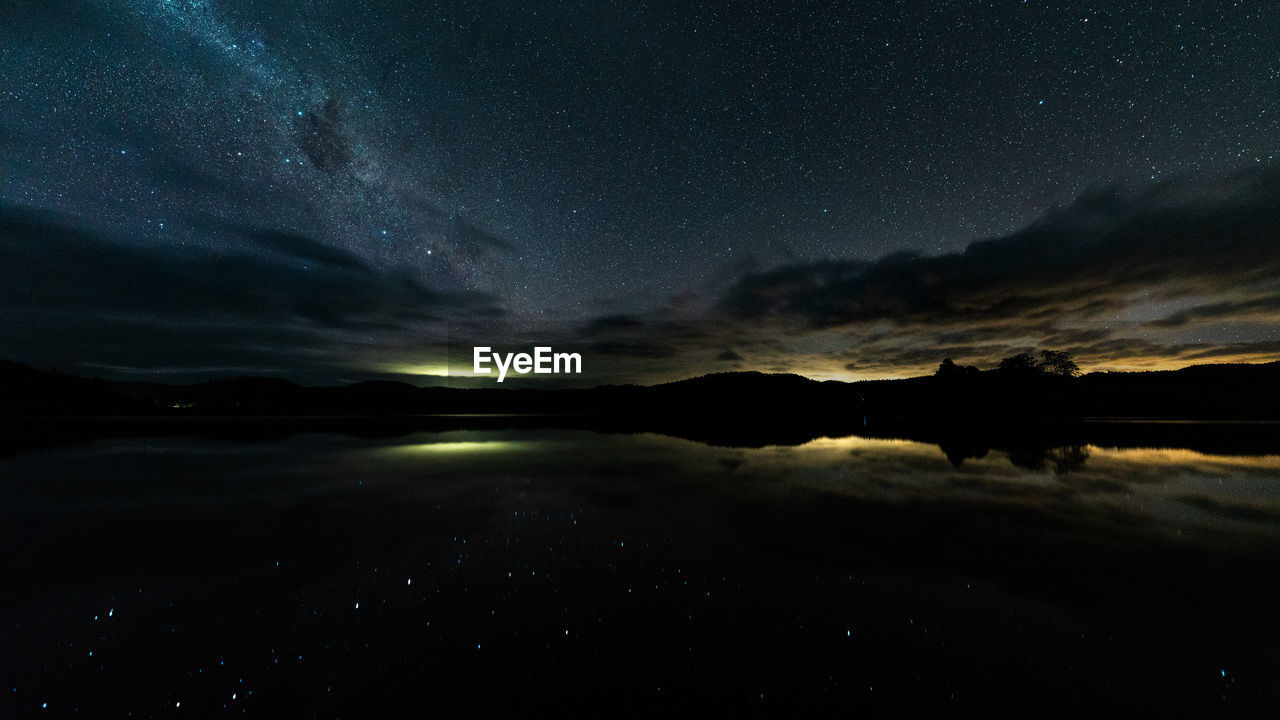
<box><xmin>473</xmin><ymin>346</ymin><xmax>582</xmax><ymax>382</ymax></box>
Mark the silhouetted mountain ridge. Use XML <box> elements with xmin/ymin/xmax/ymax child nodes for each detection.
<box><xmin>1</xmin><ymin>359</ymin><xmax>1278</xmax><ymax>420</ymax></box>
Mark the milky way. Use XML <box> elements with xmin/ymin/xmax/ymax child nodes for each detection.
<box><xmin>1</xmin><ymin>1</ymin><xmax>1277</xmax><ymax>383</ymax></box>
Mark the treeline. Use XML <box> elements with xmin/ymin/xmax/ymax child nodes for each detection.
<box><xmin>935</xmin><ymin>349</ymin><xmax>1080</xmax><ymax>378</ymax></box>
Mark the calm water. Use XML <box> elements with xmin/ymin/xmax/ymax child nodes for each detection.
<box><xmin>2</xmin><ymin>428</ymin><xmax>1279</xmax><ymax>716</ymax></box>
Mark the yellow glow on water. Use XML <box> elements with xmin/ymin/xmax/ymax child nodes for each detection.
<box><xmin>796</xmin><ymin>435</ymin><xmax>929</xmax><ymax>451</ymax></box>
<box><xmin>1091</xmin><ymin>446</ymin><xmax>1280</xmax><ymax>468</ymax></box>
<box><xmin>755</xmin><ymin>434</ymin><xmax>947</xmax><ymax>459</ymax></box>
<box><xmin>392</xmin><ymin>440</ymin><xmax>528</xmax><ymax>454</ymax></box>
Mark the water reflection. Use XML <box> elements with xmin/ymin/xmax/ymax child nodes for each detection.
<box><xmin>362</xmin><ymin>430</ymin><xmax>1280</xmax><ymax>547</ymax></box>
<box><xmin>393</xmin><ymin>439</ymin><xmax>531</xmax><ymax>454</ymax></box>
<box><xmin>1</xmin><ymin>428</ymin><xmax>1278</xmax><ymax>715</ymax></box>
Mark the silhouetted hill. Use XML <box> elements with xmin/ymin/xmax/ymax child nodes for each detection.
<box><xmin>848</xmin><ymin>362</ymin><xmax>1280</xmax><ymax>420</ymax></box>
<box><xmin>0</xmin><ymin>360</ymin><xmax>149</xmax><ymax>415</ymax></box>
<box><xmin>1078</xmin><ymin>362</ymin><xmax>1280</xmax><ymax>417</ymax></box>
<box><xmin>2</xmin><ymin>359</ymin><xmax>1279</xmax><ymax>421</ymax></box>
<box><xmin>656</xmin><ymin>371</ymin><xmax>816</xmax><ymax>390</ymax></box>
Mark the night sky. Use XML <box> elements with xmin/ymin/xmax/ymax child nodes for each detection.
<box><xmin>2</xmin><ymin>0</ymin><xmax>1277</xmax><ymax>385</ymax></box>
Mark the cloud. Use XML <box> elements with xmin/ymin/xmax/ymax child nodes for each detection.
<box><xmin>1146</xmin><ymin>295</ymin><xmax>1280</xmax><ymax>328</ymax></box>
<box><xmin>0</xmin><ymin>204</ymin><xmax>503</xmax><ymax>380</ymax></box>
<box><xmin>722</xmin><ymin>168</ymin><xmax>1280</xmax><ymax>330</ymax></box>
<box><xmin>6</xmin><ymin>166</ymin><xmax>1280</xmax><ymax>385</ymax></box>
<box><xmin>579</xmin><ymin>314</ymin><xmax>644</xmax><ymax>336</ymax></box>
<box><xmin>700</xmin><ymin>168</ymin><xmax>1280</xmax><ymax>376</ymax></box>
<box><xmin>588</xmin><ymin>341</ymin><xmax>680</xmax><ymax>359</ymax></box>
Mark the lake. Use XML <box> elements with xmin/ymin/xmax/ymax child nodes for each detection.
<box><xmin>2</xmin><ymin>424</ymin><xmax>1278</xmax><ymax>716</ymax></box>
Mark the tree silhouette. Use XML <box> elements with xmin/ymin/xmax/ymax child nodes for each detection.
<box><xmin>998</xmin><ymin>352</ymin><xmax>1038</xmax><ymax>372</ymax></box>
<box><xmin>1038</xmin><ymin>349</ymin><xmax>1080</xmax><ymax>377</ymax></box>
<box><xmin>936</xmin><ymin>358</ymin><xmax>980</xmax><ymax>378</ymax></box>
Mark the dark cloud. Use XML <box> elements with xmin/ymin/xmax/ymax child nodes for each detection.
<box><xmin>0</xmin><ymin>204</ymin><xmax>502</xmax><ymax>379</ymax></box>
<box><xmin>8</xmin><ymin>165</ymin><xmax>1278</xmax><ymax>385</ymax></box>
<box><xmin>1147</xmin><ymin>295</ymin><xmax>1280</xmax><ymax>328</ymax></box>
<box><xmin>451</xmin><ymin>218</ymin><xmax>515</xmax><ymax>255</ymax></box>
<box><xmin>580</xmin><ymin>314</ymin><xmax>645</xmax><ymax>336</ymax></box>
<box><xmin>1040</xmin><ymin>327</ymin><xmax>1114</xmax><ymax>346</ymax></box>
<box><xmin>589</xmin><ymin>341</ymin><xmax>679</xmax><ymax>359</ymax></box>
<box><xmin>722</xmin><ymin>169</ymin><xmax>1280</xmax><ymax>330</ymax></box>
<box><xmin>653</xmin><ymin>169</ymin><xmax>1280</xmax><ymax>377</ymax></box>
<box><xmin>253</xmin><ymin>229</ymin><xmax>369</xmax><ymax>273</ymax></box>
<box><xmin>1178</xmin><ymin>340</ymin><xmax>1280</xmax><ymax>362</ymax></box>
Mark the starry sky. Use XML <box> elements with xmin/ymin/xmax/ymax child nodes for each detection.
<box><xmin>1</xmin><ymin>0</ymin><xmax>1277</xmax><ymax>385</ymax></box>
